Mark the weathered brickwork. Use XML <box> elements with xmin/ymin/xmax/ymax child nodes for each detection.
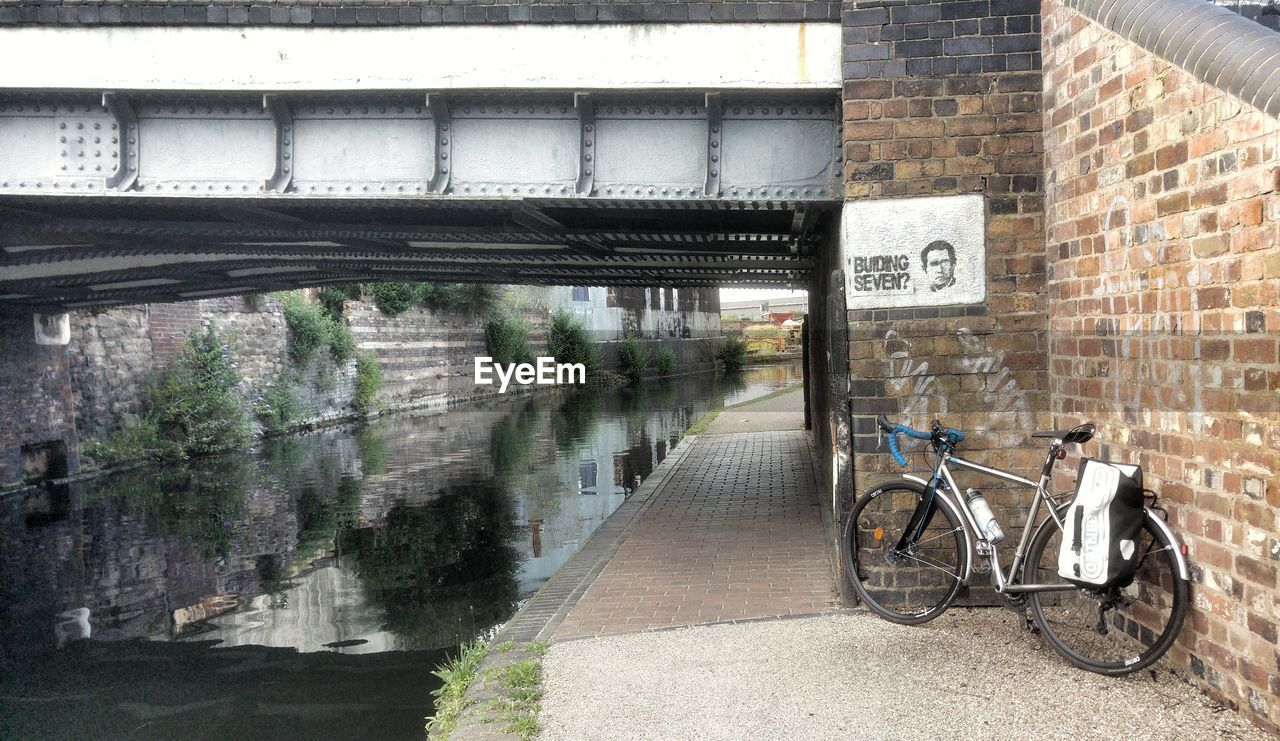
<box><xmin>1043</xmin><ymin>1</ymin><xmax>1280</xmax><ymax>731</ymax></box>
<box><xmin>0</xmin><ymin>315</ymin><xmax>79</xmax><ymax>486</ymax></box>
<box><xmin>69</xmin><ymin>307</ymin><xmax>153</xmax><ymax>444</ymax></box>
<box><xmin>841</xmin><ymin>0</ymin><xmax>1049</xmax><ymax>523</ymax></box>
<box><xmin>147</xmin><ymin>302</ymin><xmax>202</xmax><ymax>369</ymax></box>
<box><xmin>0</xmin><ymin>0</ymin><xmax>839</xmax><ymax>26</ymax></box>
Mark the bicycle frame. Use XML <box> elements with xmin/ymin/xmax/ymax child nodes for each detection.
<box><xmin>908</xmin><ymin>449</ymin><xmax>1082</xmax><ymax>595</ymax></box>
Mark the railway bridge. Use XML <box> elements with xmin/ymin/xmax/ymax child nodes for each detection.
<box><xmin>2</xmin><ymin>1</ymin><xmax>1279</xmax><ymax>731</ymax></box>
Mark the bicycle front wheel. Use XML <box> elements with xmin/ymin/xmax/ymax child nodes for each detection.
<box><xmin>842</xmin><ymin>480</ymin><xmax>967</xmax><ymax>625</ymax></box>
<box><xmin>1024</xmin><ymin>509</ymin><xmax>1188</xmax><ymax>675</ymax></box>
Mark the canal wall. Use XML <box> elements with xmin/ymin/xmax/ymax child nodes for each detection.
<box><xmin>5</xmin><ymin>284</ymin><xmax>721</xmax><ymax>468</ymax></box>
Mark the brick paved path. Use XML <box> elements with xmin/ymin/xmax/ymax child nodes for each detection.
<box><xmin>553</xmin><ymin>430</ymin><xmax>837</xmax><ymax>640</ymax></box>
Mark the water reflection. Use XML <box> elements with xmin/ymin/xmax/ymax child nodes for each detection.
<box><xmin>0</xmin><ymin>361</ymin><xmax>802</xmax><ymax>737</ymax></box>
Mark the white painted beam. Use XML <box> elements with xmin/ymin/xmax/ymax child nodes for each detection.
<box><xmin>0</xmin><ymin>23</ymin><xmax>841</xmax><ymax>91</ymax></box>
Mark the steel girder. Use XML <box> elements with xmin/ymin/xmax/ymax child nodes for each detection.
<box><xmin>0</xmin><ymin>92</ymin><xmax>839</xmax><ymax>201</ymax></box>
<box><xmin>0</xmin><ymin>91</ymin><xmax>839</xmax><ymax>311</ymax></box>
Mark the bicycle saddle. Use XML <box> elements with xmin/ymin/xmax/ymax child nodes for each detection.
<box><xmin>1032</xmin><ymin>423</ymin><xmax>1095</xmax><ymax>444</ymax></box>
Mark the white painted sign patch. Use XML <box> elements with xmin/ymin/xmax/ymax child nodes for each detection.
<box><xmin>841</xmin><ymin>194</ymin><xmax>986</xmax><ymax>309</ymax></box>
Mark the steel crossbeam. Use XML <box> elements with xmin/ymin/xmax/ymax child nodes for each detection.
<box><xmin>0</xmin><ymin>91</ymin><xmax>840</xmax><ymax>311</ymax></box>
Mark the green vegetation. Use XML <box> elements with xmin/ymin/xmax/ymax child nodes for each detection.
<box><xmin>280</xmin><ymin>293</ymin><xmax>356</xmax><ymax>365</ymax></box>
<box><xmin>617</xmin><ymin>335</ymin><xmax>651</xmax><ymax>383</ymax></box>
<box><xmin>353</xmin><ymin>352</ymin><xmax>384</xmax><ymax>415</ymax></box>
<box><xmin>370</xmin><ymin>282</ymin><xmax>419</xmax><ymax>316</ymax></box>
<box><xmin>717</xmin><ymin>335</ymin><xmax>748</xmax><ymax>372</ymax></box>
<box><xmin>318</xmin><ymin>283</ymin><xmax>363</xmax><ymax>321</ymax></box>
<box><xmin>149</xmin><ymin>324</ymin><xmax>253</xmax><ymax>458</ymax></box>
<box><xmin>426</xmin><ymin>638</ymin><xmax>491</xmax><ymax>738</ymax></box>
<box><xmin>548</xmin><ymin>309</ymin><xmax>602</xmax><ymax>380</ymax></box>
<box><xmin>370</xmin><ymin>281</ymin><xmax>502</xmax><ymax>317</ymax></box>
<box><xmin>254</xmin><ymin>379</ymin><xmax>301</xmax><ymax>434</ymax></box>
<box><xmin>485</xmin><ymin>314</ymin><xmax>535</xmax><ymax>367</ymax></box>
<box><xmin>654</xmin><ymin>346</ymin><xmax>677</xmax><ymax>376</ymax></box>
<box><xmin>493</xmin><ymin>656</ymin><xmax>543</xmax><ymax>739</ymax></box>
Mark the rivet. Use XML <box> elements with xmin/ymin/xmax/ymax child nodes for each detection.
<box><xmin>712</xmin><ymin>127</ymin><xmax>719</xmax><ymax>134</ymax></box>
<box><xmin>94</xmin><ymin>137</ymin><xmax>100</xmax><ymax>143</ymax></box>
<box><xmin>343</xmin><ymin>107</ymin><xmax>350</xmax><ymax>114</ymax></box>
<box><xmin>60</xmin><ymin>137</ymin><xmax>66</xmax><ymax>143</ymax></box>
<box><xmin>128</xmin><ymin>137</ymin><xmax>135</xmax><ymax>144</ymax></box>
<box><xmin>442</xmin><ymin>124</ymin><xmax>449</xmax><ymax>132</ymax></box>
<box><xmin>712</xmin><ymin>155</ymin><xmax>719</xmax><ymax>163</ymax></box>
<box><xmin>111</xmin><ymin>137</ymin><xmax>117</xmax><ymax>144</ymax></box>
<box><xmin>441</xmin><ymin>153</ymin><xmax>448</xmax><ymax>159</ymax></box>
<box><xmin>585</xmin><ymin>141</ymin><xmax>592</xmax><ymax>147</ymax></box>
<box><xmin>711</xmin><ymin>170</ymin><xmax>718</xmax><ymax>176</ymax></box>
<box><xmin>76</xmin><ymin>123</ymin><xmax>84</xmax><ymax>129</ymax></box>
<box><xmin>585</xmin><ymin>125</ymin><xmax>593</xmax><ymax>132</ymax></box>
<box><xmin>649</xmin><ymin>107</ymin><xmax>655</xmax><ymax>114</ymax></box>
<box><xmin>60</xmin><ymin>150</ymin><xmax>67</xmax><ymax>156</ymax></box>
<box><xmin>585</xmin><ymin>154</ymin><xmax>593</xmax><ymax>162</ymax></box>
<box><xmin>711</xmin><ymin>141</ymin><xmax>718</xmax><ymax>148</ymax></box>
<box><xmin>284</xmin><ymin>153</ymin><xmax>290</xmax><ymax>159</ymax></box>
<box><xmin>61</xmin><ymin>165</ymin><xmax>68</xmax><ymax>171</ymax></box>
<box><xmin>440</xmin><ymin>167</ymin><xmax>448</xmax><ymax>174</ymax></box>
<box><xmin>585</xmin><ymin>169</ymin><xmax>592</xmax><ymax>176</ymax></box>
<box><xmin>59</xmin><ymin>123</ymin><xmax>66</xmax><ymax>129</ymax></box>
<box><xmin>111</xmin><ymin>123</ymin><xmax>117</xmax><ymax>130</ymax></box>
<box><xmin>441</xmin><ymin>138</ymin><xmax>448</xmax><ymax>145</ymax></box>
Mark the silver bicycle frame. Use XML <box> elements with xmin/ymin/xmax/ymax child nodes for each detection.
<box><xmin>934</xmin><ymin>451</ymin><xmax>1077</xmax><ymax>594</ymax></box>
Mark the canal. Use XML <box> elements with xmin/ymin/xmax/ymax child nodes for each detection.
<box><xmin>0</xmin><ymin>362</ymin><xmax>802</xmax><ymax>740</ymax></box>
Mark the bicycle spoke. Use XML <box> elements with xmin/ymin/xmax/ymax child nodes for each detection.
<box><xmin>891</xmin><ymin>550</ymin><xmax>962</xmax><ymax>582</ymax></box>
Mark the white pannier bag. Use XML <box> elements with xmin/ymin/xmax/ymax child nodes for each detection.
<box><xmin>1058</xmin><ymin>459</ymin><xmax>1146</xmax><ymax>588</ymax></box>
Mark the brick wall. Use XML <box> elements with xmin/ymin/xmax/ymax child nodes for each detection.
<box><xmin>0</xmin><ymin>0</ymin><xmax>839</xmax><ymax>26</ymax></box>
<box><xmin>0</xmin><ymin>315</ymin><xmax>79</xmax><ymax>487</ymax></box>
<box><xmin>841</xmin><ymin>0</ymin><xmax>1049</xmax><ymax>522</ymax></box>
<box><xmin>1043</xmin><ymin>0</ymin><xmax>1279</xmax><ymax>731</ymax></box>
<box><xmin>147</xmin><ymin>302</ymin><xmax>202</xmax><ymax>369</ymax></box>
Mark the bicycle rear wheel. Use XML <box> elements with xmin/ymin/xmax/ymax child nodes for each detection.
<box><xmin>841</xmin><ymin>480</ymin><xmax>967</xmax><ymax>625</ymax></box>
<box><xmin>1024</xmin><ymin>509</ymin><xmax>1188</xmax><ymax>675</ymax></box>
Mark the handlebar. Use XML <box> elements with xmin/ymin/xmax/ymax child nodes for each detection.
<box><xmin>876</xmin><ymin>415</ymin><xmax>965</xmax><ymax>468</ymax></box>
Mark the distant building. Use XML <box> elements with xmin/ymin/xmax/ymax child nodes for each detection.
<box><xmin>719</xmin><ymin>295</ymin><xmax>808</xmax><ymax>330</ymax></box>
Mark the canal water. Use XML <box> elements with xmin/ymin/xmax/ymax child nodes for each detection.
<box><xmin>0</xmin><ymin>362</ymin><xmax>802</xmax><ymax>740</ymax></box>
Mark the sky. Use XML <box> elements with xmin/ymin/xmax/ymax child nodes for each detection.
<box><xmin>718</xmin><ymin>288</ymin><xmax>808</xmax><ymax>302</ymax></box>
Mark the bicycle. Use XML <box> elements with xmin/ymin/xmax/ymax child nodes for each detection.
<box><xmin>840</xmin><ymin>415</ymin><xmax>1190</xmax><ymax>675</ymax></box>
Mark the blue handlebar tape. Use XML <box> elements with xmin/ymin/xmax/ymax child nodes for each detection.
<box><xmin>887</xmin><ymin>431</ymin><xmax>908</xmax><ymax>468</ymax></box>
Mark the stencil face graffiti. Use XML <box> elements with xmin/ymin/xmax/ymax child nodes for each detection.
<box><xmin>842</xmin><ymin>194</ymin><xmax>986</xmax><ymax>309</ymax></box>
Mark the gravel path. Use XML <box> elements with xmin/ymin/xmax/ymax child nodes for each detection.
<box><xmin>540</xmin><ymin>609</ymin><xmax>1265</xmax><ymax>740</ymax></box>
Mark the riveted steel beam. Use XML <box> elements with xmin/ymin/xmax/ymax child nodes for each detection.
<box><xmin>576</xmin><ymin>93</ymin><xmax>595</xmax><ymax>196</ymax></box>
<box><xmin>427</xmin><ymin>94</ymin><xmax>451</xmax><ymax>194</ymax></box>
<box><xmin>705</xmin><ymin>93</ymin><xmax>722</xmax><ymax>198</ymax></box>
<box><xmin>263</xmin><ymin>95</ymin><xmax>294</xmax><ymax>193</ymax></box>
<box><xmin>103</xmin><ymin>93</ymin><xmax>138</xmax><ymax>192</ymax></box>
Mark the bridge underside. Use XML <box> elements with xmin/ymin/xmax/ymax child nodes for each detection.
<box><xmin>0</xmin><ymin>90</ymin><xmax>839</xmax><ymax>312</ymax></box>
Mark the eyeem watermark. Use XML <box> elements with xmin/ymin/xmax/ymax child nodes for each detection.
<box><xmin>474</xmin><ymin>356</ymin><xmax>586</xmax><ymax>393</ymax></box>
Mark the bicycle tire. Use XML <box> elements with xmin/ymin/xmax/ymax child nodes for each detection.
<box><xmin>1024</xmin><ymin>508</ymin><xmax>1189</xmax><ymax>675</ymax></box>
<box><xmin>842</xmin><ymin>479</ymin><xmax>968</xmax><ymax>625</ymax></box>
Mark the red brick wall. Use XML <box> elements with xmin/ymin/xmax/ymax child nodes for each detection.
<box><xmin>842</xmin><ymin>0</ymin><xmax>1050</xmax><ymax>514</ymax></box>
<box><xmin>1043</xmin><ymin>1</ymin><xmax>1280</xmax><ymax>731</ymax></box>
<box><xmin>148</xmin><ymin>302</ymin><xmax>202</xmax><ymax>368</ymax></box>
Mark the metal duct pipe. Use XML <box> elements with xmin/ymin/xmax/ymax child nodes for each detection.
<box><xmin>1065</xmin><ymin>0</ymin><xmax>1280</xmax><ymax>118</ymax></box>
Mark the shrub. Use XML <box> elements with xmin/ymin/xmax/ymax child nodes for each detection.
<box><xmin>370</xmin><ymin>282</ymin><xmax>418</xmax><ymax>316</ymax></box>
<box><xmin>280</xmin><ymin>294</ymin><xmax>330</xmax><ymax>364</ymax></box>
<box><xmin>255</xmin><ymin>379</ymin><xmax>300</xmax><ymax>435</ymax></box>
<box><xmin>353</xmin><ymin>352</ymin><xmax>384</xmax><ymax>415</ymax></box>
<box><xmin>150</xmin><ymin>324</ymin><xmax>253</xmax><ymax>457</ymax></box>
<box><xmin>83</xmin><ymin>414</ymin><xmax>171</xmax><ymax>467</ymax></box>
<box><xmin>717</xmin><ymin>335</ymin><xmax>748</xmax><ymax>372</ymax></box>
<box><xmin>548</xmin><ymin>309</ymin><xmax>602</xmax><ymax>379</ymax></box>
<box><xmin>655</xmin><ymin>346</ymin><xmax>677</xmax><ymax>376</ymax></box>
<box><xmin>326</xmin><ymin>316</ymin><xmax>356</xmax><ymax>364</ymax></box>
<box><xmin>318</xmin><ymin>283</ymin><xmax>362</xmax><ymax>321</ymax></box>
<box><xmin>617</xmin><ymin>336</ymin><xmax>650</xmax><ymax>383</ymax></box>
<box><xmin>486</xmin><ymin>314</ymin><xmax>535</xmax><ymax>367</ymax></box>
